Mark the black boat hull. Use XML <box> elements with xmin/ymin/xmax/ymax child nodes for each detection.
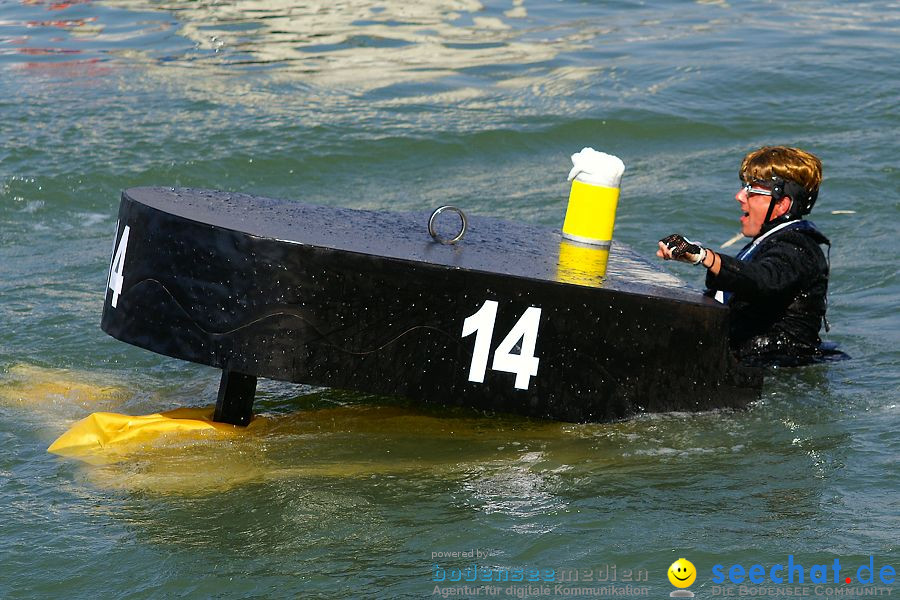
<box><xmin>101</xmin><ymin>187</ymin><xmax>761</xmax><ymax>423</ymax></box>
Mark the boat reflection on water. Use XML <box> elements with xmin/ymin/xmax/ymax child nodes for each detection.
<box><xmin>6</xmin><ymin>363</ymin><xmax>747</xmax><ymax>499</ymax></box>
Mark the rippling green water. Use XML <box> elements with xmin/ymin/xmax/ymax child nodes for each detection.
<box><xmin>1</xmin><ymin>1</ymin><xmax>897</xmax><ymax>598</ymax></box>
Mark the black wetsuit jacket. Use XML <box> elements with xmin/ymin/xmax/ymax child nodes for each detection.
<box><xmin>705</xmin><ymin>218</ymin><xmax>830</xmax><ymax>360</ymax></box>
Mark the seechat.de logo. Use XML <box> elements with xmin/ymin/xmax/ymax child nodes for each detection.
<box><xmin>711</xmin><ymin>556</ymin><xmax>896</xmax><ymax>585</ymax></box>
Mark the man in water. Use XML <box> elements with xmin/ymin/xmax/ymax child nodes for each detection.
<box><xmin>656</xmin><ymin>146</ymin><xmax>830</xmax><ymax>364</ymax></box>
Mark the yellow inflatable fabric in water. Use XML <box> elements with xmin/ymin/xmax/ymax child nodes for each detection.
<box><xmin>48</xmin><ymin>407</ymin><xmax>249</xmax><ymax>462</ymax></box>
<box><xmin>0</xmin><ymin>364</ymin><xmax>127</xmax><ymax>410</ymax></box>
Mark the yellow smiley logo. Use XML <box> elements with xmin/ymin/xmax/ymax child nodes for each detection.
<box><xmin>668</xmin><ymin>558</ymin><xmax>697</xmax><ymax>588</ymax></box>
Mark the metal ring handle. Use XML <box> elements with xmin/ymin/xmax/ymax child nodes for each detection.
<box><xmin>428</xmin><ymin>205</ymin><xmax>468</xmax><ymax>245</ymax></box>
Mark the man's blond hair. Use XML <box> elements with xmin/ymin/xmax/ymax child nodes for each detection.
<box><xmin>740</xmin><ymin>146</ymin><xmax>823</xmax><ymax>193</ymax></box>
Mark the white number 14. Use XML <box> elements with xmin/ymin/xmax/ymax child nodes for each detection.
<box><xmin>461</xmin><ymin>300</ymin><xmax>541</xmax><ymax>390</ymax></box>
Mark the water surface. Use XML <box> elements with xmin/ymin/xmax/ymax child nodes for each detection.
<box><xmin>1</xmin><ymin>1</ymin><xmax>897</xmax><ymax>598</ymax></box>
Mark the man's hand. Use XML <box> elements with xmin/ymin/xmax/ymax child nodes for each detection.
<box><xmin>657</xmin><ymin>233</ymin><xmax>704</xmax><ymax>264</ymax></box>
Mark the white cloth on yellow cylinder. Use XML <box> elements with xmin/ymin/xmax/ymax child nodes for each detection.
<box><xmin>566</xmin><ymin>147</ymin><xmax>625</xmax><ymax>187</ymax></box>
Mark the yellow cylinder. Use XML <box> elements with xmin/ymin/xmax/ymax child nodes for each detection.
<box><xmin>561</xmin><ymin>179</ymin><xmax>620</xmax><ymax>246</ymax></box>
<box><xmin>556</xmin><ymin>239</ymin><xmax>610</xmax><ymax>286</ymax></box>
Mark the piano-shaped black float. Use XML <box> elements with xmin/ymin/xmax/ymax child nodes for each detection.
<box><xmin>102</xmin><ymin>187</ymin><xmax>761</xmax><ymax>426</ymax></box>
